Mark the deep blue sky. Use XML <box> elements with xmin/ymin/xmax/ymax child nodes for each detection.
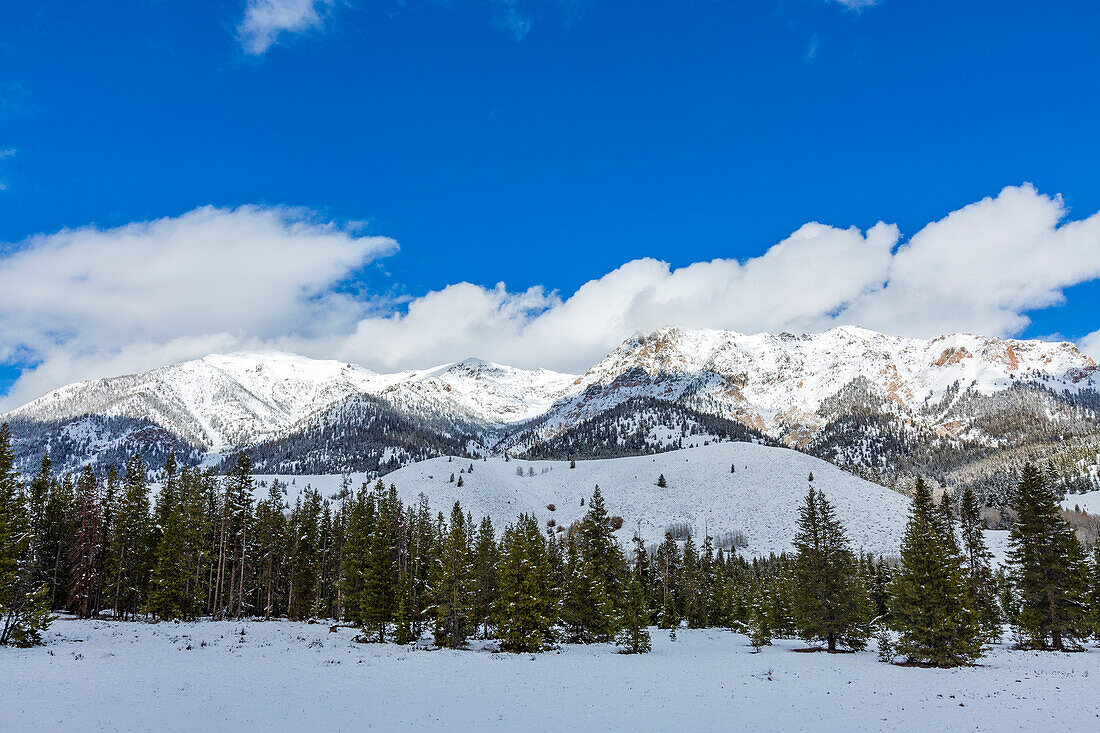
<box><xmin>1</xmin><ymin>0</ymin><xmax>1099</xmax><ymax>394</ymax></box>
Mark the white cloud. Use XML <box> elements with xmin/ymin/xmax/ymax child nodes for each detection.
<box><xmin>1081</xmin><ymin>330</ymin><xmax>1100</xmax><ymax>362</ymax></box>
<box><xmin>3</xmin><ymin>184</ymin><xmax>1100</xmax><ymax>410</ymax></box>
<box><xmin>0</xmin><ymin>205</ymin><xmax>395</xmax><ymax>407</ymax></box>
<box><xmin>238</xmin><ymin>0</ymin><xmax>334</xmax><ymax>55</ymax></box>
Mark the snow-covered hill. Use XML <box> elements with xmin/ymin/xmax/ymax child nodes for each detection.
<box><xmin>259</xmin><ymin>442</ymin><xmax>913</xmax><ymax>558</ymax></box>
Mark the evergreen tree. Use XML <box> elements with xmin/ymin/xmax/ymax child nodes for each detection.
<box><xmin>958</xmin><ymin>485</ymin><xmax>1001</xmax><ymax>641</ymax></box>
<box><xmin>1007</xmin><ymin>463</ymin><xmax>1090</xmax><ymax>650</ymax></box>
<box><xmin>615</xmin><ymin>569</ymin><xmax>651</xmax><ymax>654</ymax></box>
<box><xmin>0</xmin><ymin>423</ymin><xmax>51</xmax><ymax>646</ymax></box>
<box><xmin>791</xmin><ymin>487</ymin><xmax>871</xmax><ymax>651</ymax></box>
<box><xmin>288</xmin><ymin>488</ymin><xmax>324</xmax><ymax>620</ymax></box>
<box><xmin>361</xmin><ymin>482</ymin><xmax>399</xmax><ymax>639</ymax></box>
<box><xmin>149</xmin><ymin>464</ymin><xmax>208</xmax><ymax>620</ymax></box>
<box><xmin>111</xmin><ymin>455</ymin><xmax>152</xmax><ymax>620</ymax></box>
<box><xmin>495</xmin><ymin>514</ymin><xmax>555</xmax><ymax>652</ymax></box>
<box><xmin>471</xmin><ymin>516</ymin><xmax>499</xmax><ymax>638</ymax></box>
<box><xmin>432</xmin><ymin>501</ymin><xmax>473</xmax><ymax>648</ymax></box>
<box><xmin>251</xmin><ymin>479</ymin><xmax>287</xmax><ymax>619</ymax></box>
<box><xmin>68</xmin><ymin>467</ymin><xmax>103</xmax><ymax>619</ymax></box>
<box><xmin>747</xmin><ymin>578</ymin><xmax>772</xmax><ymax>652</ymax></box>
<box><xmin>572</xmin><ymin>485</ymin><xmax>625</xmax><ymax>642</ymax></box>
<box><xmin>654</xmin><ymin>532</ymin><xmax>681</xmax><ymax>630</ymax></box>
<box><xmin>890</xmin><ymin>477</ymin><xmax>982</xmax><ymax>666</ymax></box>
<box><xmin>341</xmin><ymin>484</ymin><xmax>371</xmax><ymax>626</ymax></box>
<box><xmin>1088</xmin><ymin>542</ymin><xmax>1100</xmax><ymax>642</ymax></box>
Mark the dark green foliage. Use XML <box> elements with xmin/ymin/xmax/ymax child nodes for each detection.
<box><xmin>889</xmin><ymin>478</ymin><xmax>983</xmax><ymax>666</ymax></box>
<box><xmin>958</xmin><ymin>485</ymin><xmax>1002</xmax><ymax>641</ymax></box>
<box><xmin>68</xmin><ymin>466</ymin><xmax>103</xmax><ymax>619</ymax></box>
<box><xmin>432</xmin><ymin>502</ymin><xmax>473</xmax><ymax>648</ymax></box>
<box><xmin>148</xmin><ymin>463</ymin><xmax>210</xmax><ymax>620</ymax></box>
<box><xmin>615</xmin><ymin>570</ymin><xmax>651</xmax><ymax>653</ymax></box>
<box><xmin>1089</xmin><ymin>543</ymin><xmax>1100</xmax><ymax>641</ymax></box>
<box><xmin>569</xmin><ymin>486</ymin><xmax>626</xmax><ymax>642</ymax></box>
<box><xmin>791</xmin><ymin>487</ymin><xmax>871</xmax><ymax>651</ymax></box>
<box><xmin>495</xmin><ymin>515</ymin><xmax>555</xmax><ymax>652</ymax></box>
<box><xmin>471</xmin><ymin>516</ymin><xmax>499</xmax><ymax>638</ymax></box>
<box><xmin>1008</xmin><ymin>463</ymin><xmax>1090</xmax><ymax>650</ymax></box>
<box><xmin>109</xmin><ymin>456</ymin><xmax>151</xmax><ymax>620</ymax></box>
<box><xmin>0</xmin><ymin>424</ymin><xmax>52</xmax><ymax>646</ymax></box>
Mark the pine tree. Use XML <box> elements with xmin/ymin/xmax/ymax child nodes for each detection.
<box><xmin>361</xmin><ymin>483</ymin><xmax>400</xmax><ymax>639</ymax></box>
<box><xmin>1088</xmin><ymin>543</ymin><xmax>1100</xmax><ymax>642</ymax></box>
<box><xmin>1008</xmin><ymin>463</ymin><xmax>1090</xmax><ymax>650</ymax></box>
<box><xmin>432</xmin><ymin>501</ymin><xmax>473</xmax><ymax>648</ymax></box>
<box><xmin>149</xmin><ymin>464</ymin><xmax>208</xmax><ymax>620</ymax></box>
<box><xmin>68</xmin><ymin>467</ymin><xmax>103</xmax><ymax>619</ymax></box>
<box><xmin>657</xmin><ymin>474</ymin><xmax>667</xmax><ymax>488</ymax></box>
<box><xmin>654</xmin><ymin>531</ymin><xmax>681</xmax><ymax>630</ymax></box>
<box><xmin>572</xmin><ymin>485</ymin><xmax>625</xmax><ymax>642</ymax></box>
<box><xmin>341</xmin><ymin>484</ymin><xmax>371</xmax><ymax>626</ymax></box>
<box><xmin>495</xmin><ymin>514</ymin><xmax>555</xmax><ymax>652</ymax></box>
<box><xmin>747</xmin><ymin>578</ymin><xmax>772</xmax><ymax>652</ymax></box>
<box><xmin>471</xmin><ymin>516</ymin><xmax>499</xmax><ymax>638</ymax></box>
<box><xmin>958</xmin><ymin>485</ymin><xmax>1001</xmax><ymax>641</ymax></box>
<box><xmin>890</xmin><ymin>477</ymin><xmax>982</xmax><ymax>666</ymax></box>
<box><xmin>111</xmin><ymin>455</ymin><xmax>151</xmax><ymax>620</ymax></box>
<box><xmin>0</xmin><ymin>423</ymin><xmax>51</xmax><ymax>646</ymax></box>
<box><xmin>214</xmin><ymin>455</ymin><xmax>254</xmax><ymax>618</ymax></box>
<box><xmin>288</xmin><ymin>488</ymin><xmax>324</xmax><ymax>620</ymax></box>
<box><xmin>615</xmin><ymin>569</ymin><xmax>651</xmax><ymax>653</ymax></box>
<box><xmin>251</xmin><ymin>479</ymin><xmax>287</xmax><ymax>619</ymax></box>
<box><xmin>791</xmin><ymin>487</ymin><xmax>871</xmax><ymax>651</ymax></box>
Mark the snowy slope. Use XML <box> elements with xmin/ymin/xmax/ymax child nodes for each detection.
<box><xmin>260</xmin><ymin>442</ymin><xmax>913</xmax><ymax>557</ymax></box>
<box><xmin>1062</xmin><ymin>490</ymin><xmax>1100</xmax><ymax>514</ymax></box>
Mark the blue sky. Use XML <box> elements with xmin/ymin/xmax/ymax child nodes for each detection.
<box><xmin>1</xmin><ymin>0</ymin><xmax>1099</xmax><ymax>406</ymax></box>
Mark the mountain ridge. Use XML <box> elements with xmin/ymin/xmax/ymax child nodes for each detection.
<box><xmin>6</xmin><ymin>326</ymin><xmax>1099</xmax><ymax>499</ymax></box>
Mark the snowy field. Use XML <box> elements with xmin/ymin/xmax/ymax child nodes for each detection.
<box><xmin>3</xmin><ymin>618</ymin><xmax>1098</xmax><ymax>732</ymax></box>
<box><xmin>257</xmin><ymin>442</ymin><xmax>916</xmax><ymax>557</ymax></box>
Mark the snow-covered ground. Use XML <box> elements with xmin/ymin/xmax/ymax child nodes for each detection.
<box><xmin>3</xmin><ymin>618</ymin><xmax>1097</xmax><ymax>732</ymax></box>
<box><xmin>1062</xmin><ymin>490</ymin><xmax>1100</xmax><ymax>515</ymax></box>
<box><xmin>258</xmin><ymin>442</ymin><xmax>914</xmax><ymax>557</ymax></box>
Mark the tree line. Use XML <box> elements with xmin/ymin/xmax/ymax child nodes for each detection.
<box><xmin>3</xmin><ymin>422</ymin><xmax>1100</xmax><ymax>665</ymax></box>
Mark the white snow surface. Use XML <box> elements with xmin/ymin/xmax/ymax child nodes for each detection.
<box><xmin>6</xmin><ymin>326</ymin><xmax>1097</xmax><ymax>453</ymax></box>
<box><xmin>3</xmin><ymin>619</ymin><xmax>1098</xmax><ymax>732</ymax></box>
<box><xmin>1062</xmin><ymin>490</ymin><xmax>1100</xmax><ymax>515</ymax></box>
<box><xmin>260</xmin><ymin>442</ymin><xmax>913</xmax><ymax>557</ymax></box>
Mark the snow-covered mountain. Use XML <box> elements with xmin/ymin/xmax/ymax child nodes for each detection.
<box><xmin>532</xmin><ymin>325</ymin><xmax>1098</xmax><ymax>444</ymax></box>
<box><xmin>6</xmin><ymin>351</ymin><xmax>577</xmax><ymax>451</ymax></box>
<box><xmin>5</xmin><ymin>326</ymin><xmax>1100</xmax><ymax>495</ymax></box>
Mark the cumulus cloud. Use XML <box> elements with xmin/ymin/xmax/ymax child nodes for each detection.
<box><xmin>3</xmin><ymin>184</ymin><xmax>1100</xmax><ymax>410</ymax></box>
<box><xmin>0</xmin><ymin>206</ymin><xmax>395</xmax><ymax>406</ymax></box>
<box><xmin>1080</xmin><ymin>330</ymin><xmax>1100</xmax><ymax>362</ymax></box>
<box><xmin>238</xmin><ymin>0</ymin><xmax>334</xmax><ymax>55</ymax></box>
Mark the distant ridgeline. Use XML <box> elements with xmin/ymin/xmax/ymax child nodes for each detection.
<box><xmin>4</xmin><ymin>327</ymin><xmax>1100</xmax><ymax>506</ymax></box>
